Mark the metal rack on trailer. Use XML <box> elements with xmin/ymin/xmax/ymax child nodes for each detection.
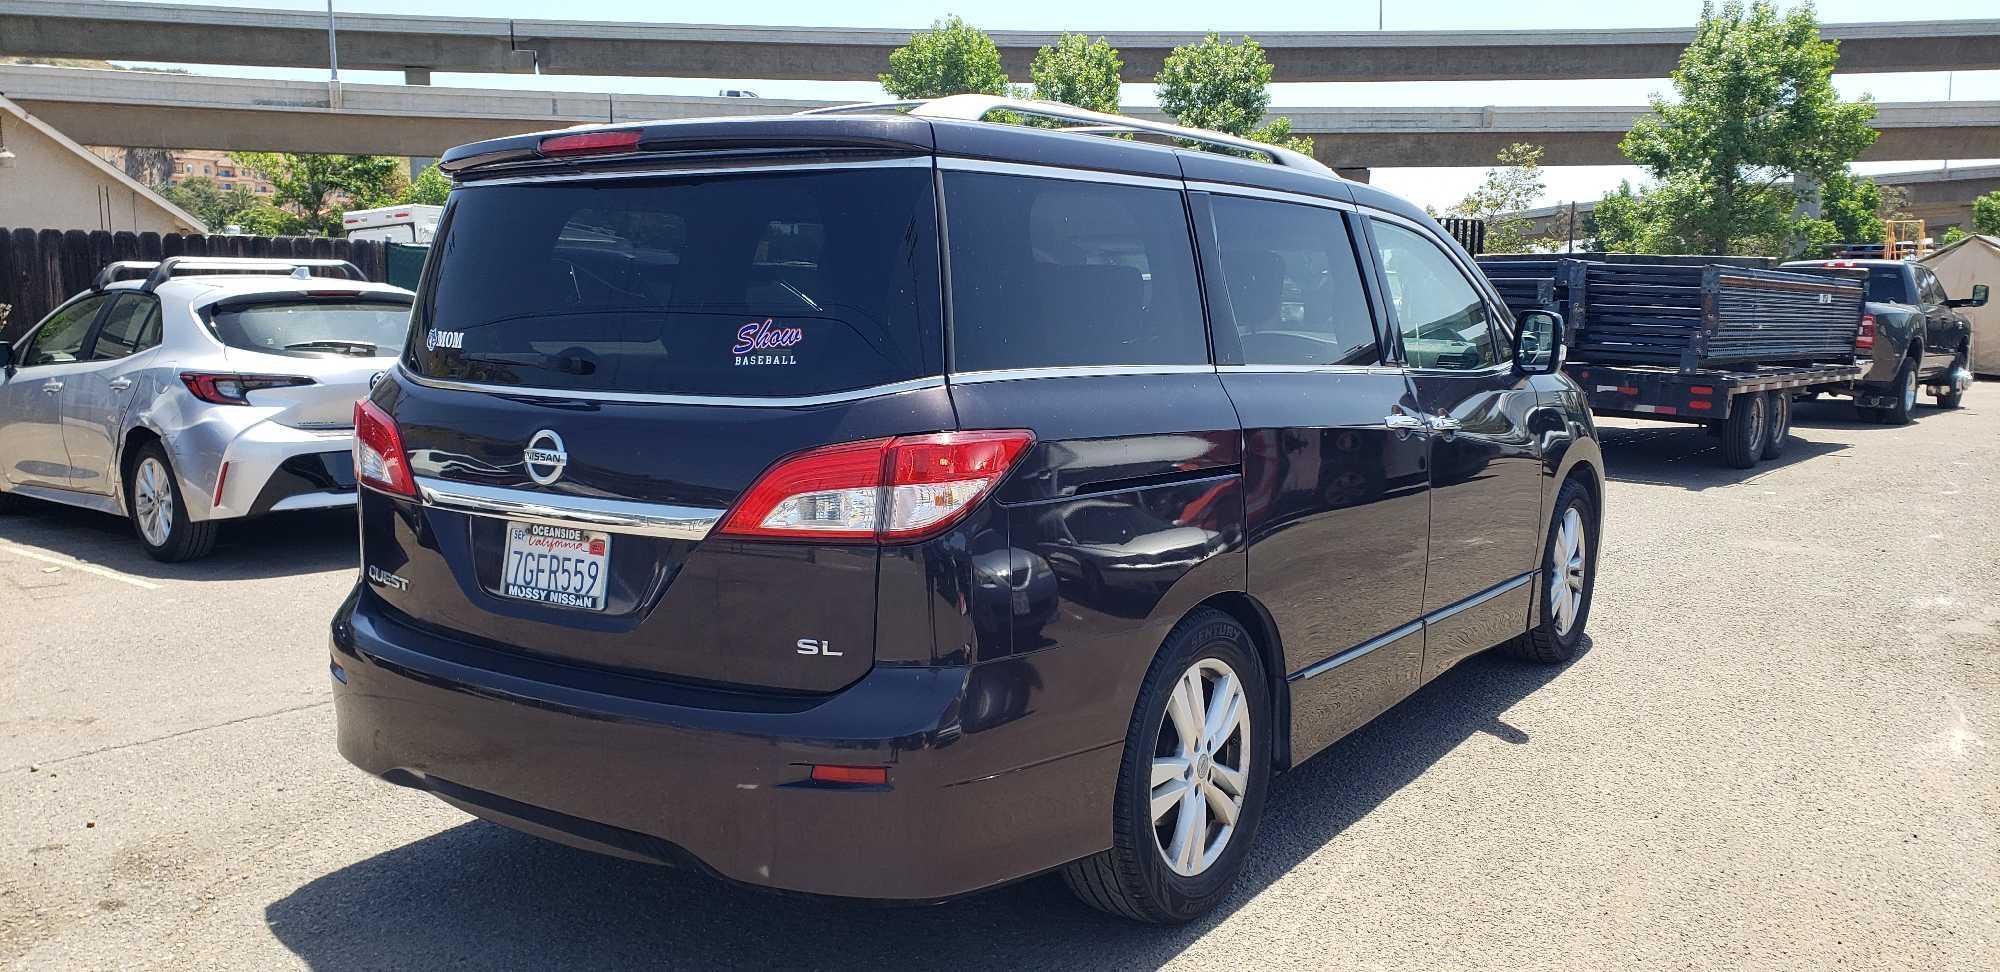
<box><xmin>1475</xmin><ymin>254</ymin><xmax>1866</xmax><ymax>468</ymax></box>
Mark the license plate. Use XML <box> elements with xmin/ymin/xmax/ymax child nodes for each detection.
<box><xmin>500</xmin><ymin>522</ymin><xmax>610</xmax><ymax>611</ymax></box>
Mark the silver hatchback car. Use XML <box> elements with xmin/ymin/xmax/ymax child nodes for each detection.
<box><xmin>0</xmin><ymin>257</ymin><xmax>414</xmax><ymax>560</ymax></box>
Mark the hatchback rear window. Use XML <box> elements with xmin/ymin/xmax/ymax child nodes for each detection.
<box><xmin>208</xmin><ymin>300</ymin><xmax>412</xmax><ymax>358</ymax></box>
<box><xmin>408</xmin><ymin>166</ymin><xmax>941</xmax><ymax>398</ymax></box>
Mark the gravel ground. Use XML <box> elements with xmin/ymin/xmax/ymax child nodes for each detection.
<box><xmin>1</xmin><ymin>392</ymin><xmax>1995</xmax><ymax>971</ymax></box>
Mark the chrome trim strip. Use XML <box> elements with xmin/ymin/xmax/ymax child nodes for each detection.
<box><xmin>948</xmin><ymin>364</ymin><xmax>1217</xmax><ymax>384</ymax></box>
<box><xmin>1288</xmin><ymin>571</ymin><xmax>1536</xmax><ymax>681</ymax></box>
<box><xmin>1425</xmin><ymin>572</ymin><xmax>1535</xmax><ymax>626</ymax></box>
<box><xmin>1214</xmin><ymin>364</ymin><xmax>1401</xmax><ymax>376</ymax></box>
<box><xmin>397</xmin><ymin>365</ymin><xmax>945</xmax><ymax>408</ymax></box>
<box><xmin>1185</xmin><ymin>181</ymin><xmax>1354</xmax><ymax>212</ymax></box>
<box><xmin>463</xmin><ymin>156</ymin><xmax>931</xmax><ymax>187</ymax></box>
<box><xmin>1291</xmin><ymin>621</ymin><xmax>1422</xmax><ymax>682</ymax></box>
<box><xmin>415</xmin><ymin>477</ymin><xmax>723</xmax><ymax>541</ymax></box>
<box><xmin>936</xmin><ymin>156</ymin><xmax>1185</xmax><ymax>191</ymax></box>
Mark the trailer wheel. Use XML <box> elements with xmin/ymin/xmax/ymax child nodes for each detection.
<box><xmin>1760</xmin><ymin>391</ymin><xmax>1790</xmax><ymax>460</ymax></box>
<box><xmin>1721</xmin><ymin>392</ymin><xmax>1767</xmax><ymax>469</ymax></box>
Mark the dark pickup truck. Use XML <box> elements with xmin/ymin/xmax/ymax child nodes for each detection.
<box><xmin>1781</xmin><ymin>259</ymin><xmax>1988</xmax><ymax>423</ymax></box>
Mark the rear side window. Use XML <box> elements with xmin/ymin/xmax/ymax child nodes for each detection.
<box><xmin>944</xmin><ymin>172</ymin><xmax>1207</xmax><ymax>373</ymax></box>
<box><xmin>1205</xmin><ymin>195</ymin><xmax>1379</xmax><ymax>367</ymax></box>
<box><xmin>88</xmin><ymin>294</ymin><xmax>162</xmax><ymax>361</ymax></box>
<box><xmin>209</xmin><ymin>300</ymin><xmax>412</xmax><ymax>358</ymax></box>
<box><xmin>409</xmin><ymin>166</ymin><xmax>940</xmax><ymax>397</ymax></box>
<box><xmin>1862</xmin><ymin>267</ymin><xmax>1906</xmax><ymax>304</ymax></box>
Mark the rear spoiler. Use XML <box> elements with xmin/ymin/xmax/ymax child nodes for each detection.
<box><xmin>94</xmin><ymin>257</ymin><xmax>366</xmax><ymax>293</ymax></box>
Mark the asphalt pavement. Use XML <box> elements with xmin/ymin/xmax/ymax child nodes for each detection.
<box><xmin>2</xmin><ymin>391</ymin><xmax>1995</xmax><ymax>970</ymax></box>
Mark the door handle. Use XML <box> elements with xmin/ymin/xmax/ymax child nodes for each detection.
<box><xmin>108</xmin><ymin>378</ymin><xmax>133</xmax><ymax>392</ymax></box>
<box><xmin>1384</xmin><ymin>412</ymin><xmax>1429</xmax><ymax>436</ymax></box>
<box><xmin>40</xmin><ymin>381</ymin><xmax>63</xmax><ymax>394</ymax></box>
<box><xmin>1426</xmin><ymin>415</ymin><xmax>1462</xmax><ymax>439</ymax></box>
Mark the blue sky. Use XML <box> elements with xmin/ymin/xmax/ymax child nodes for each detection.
<box><xmin>112</xmin><ymin>0</ymin><xmax>2000</xmax><ymax>210</ymax></box>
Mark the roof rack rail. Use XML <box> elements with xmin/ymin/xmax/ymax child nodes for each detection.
<box><xmin>799</xmin><ymin>94</ymin><xmax>1331</xmax><ymax>174</ymax></box>
<box><xmin>106</xmin><ymin>257</ymin><xmax>368</xmax><ymax>294</ymax></box>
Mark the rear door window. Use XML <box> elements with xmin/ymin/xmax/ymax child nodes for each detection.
<box><xmin>943</xmin><ymin>171</ymin><xmax>1207</xmax><ymax>373</ymax></box>
<box><xmin>1204</xmin><ymin>195</ymin><xmax>1380</xmax><ymax>367</ymax></box>
<box><xmin>408</xmin><ymin>165</ymin><xmax>941</xmax><ymax>398</ymax></box>
<box><xmin>87</xmin><ymin>295</ymin><xmax>162</xmax><ymax>361</ymax></box>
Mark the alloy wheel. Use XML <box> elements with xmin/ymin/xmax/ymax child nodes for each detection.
<box><xmin>1151</xmin><ymin>658</ymin><xmax>1250</xmax><ymax>877</ymax></box>
<box><xmin>133</xmin><ymin>457</ymin><xmax>174</xmax><ymax>547</ymax></box>
<box><xmin>1902</xmin><ymin>367</ymin><xmax>1918</xmax><ymax>413</ymax></box>
<box><xmin>1550</xmin><ymin>506</ymin><xmax>1588</xmax><ymax>636</ymax></box>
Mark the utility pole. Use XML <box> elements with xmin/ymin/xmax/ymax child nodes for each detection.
<box><xmin>326</xmin><ymin>0</ymin><xmax>342</xmax><ymax>109</ymax></box>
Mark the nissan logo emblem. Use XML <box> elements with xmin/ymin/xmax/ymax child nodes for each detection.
<box><xmin>523</xmin><ymin>430</ymin><xmax>568</xmax><ymax>486</ymax></box>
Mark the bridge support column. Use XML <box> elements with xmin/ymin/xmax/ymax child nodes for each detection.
<box><xmin>405</xmin><ymin>68</ymin><xmax>435</xmax><ymax>180</ymax></box>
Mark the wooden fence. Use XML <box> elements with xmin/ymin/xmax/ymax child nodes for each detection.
<box><xmin>0</xmin><ymin>229</ymin><xmax>392</xmax><ymax>341</ymax></box>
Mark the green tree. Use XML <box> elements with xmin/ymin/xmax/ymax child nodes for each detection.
<box><xmin>1447</xmin><ymin>143</ymin><xmax>1550</xmax><ymax>253</ymax></box>
<box><xmin>1592</xmin><ymin>181</ymin><xmax>1656</xmax><ymax>253</ymax></box>
<box><xmin>159</xmin><ymin>176</ymin><xmax>264</xmax><ymax>231</ymax></box>
<box><xmin>1154</xmin><ymin>33</ymin><xmax>1314</xmax><ymax>155</ymax></box>
<box><xmin>879</xmin><ymin>16</ymin><xmax>1009</xmax><ymax>100</ymax></box>
<box><xmin>1974</xmin><ymin>190</ymin><xmax>2000</xmax><ymax>236</ymax></box>
<box><xmin>402</xmin><ymin>164</ymin><xmax>452</xmax><ymax>206</ymax></box>
<box><xmin>1939</xmin><ymin>226</ymin><xmax>1969</xmax><ymax>247</ymax></box>
<box><xmin>1619</xmin><ymin>1</ymin><xmax>1878</xmax><ymax>255</ymax></box>
<box><xmin>230</xmin><ymin>152</ymin><xmax>407</xmax><ymax>236</ymax></box>
<box><xmin>233</xmin><ymin>204</ymin><xmax>302</xmax><ymax>236</ymax></box>
<box><xmin>1807</xmin><ymin>168</ymin><xmax>1886</xmax><ymax>245</ymax></box>
<box><xmin>1029</xmin><ymin>33</ymin><xmax>1122</xmax><ymax>113</ymax></box>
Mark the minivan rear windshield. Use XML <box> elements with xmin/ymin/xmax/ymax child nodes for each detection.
<box><xmin>208</xmin><ymin>299</ymin><xmax>413</xmax><ymax>358</ymax></box>
<box><xmin>407</xmin><ymin>165</ymin><xmax>942</xmax><ymax>398</ymax></box>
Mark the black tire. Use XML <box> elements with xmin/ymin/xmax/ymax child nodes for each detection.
<box><xmin>1760</xmin><ymin>390</ymin><xmax>1790</xmax><ymax>460</ymax></box>
<box><xmin>1506</xmin><ymin>478</ymin><xmax>1599</xmax><ymax>664</ymax></box>
<box><xmin>0</xmin><ymin>490</ymin><xmax>22</xmax><ymax>515</ymax></box>
<box><xmin>1721</xmin><ymin>391</ymin><xmax>1767</xmax><ymax>469</ymax></box>
<box><xmin>125</xmin><ymin>442</ymin><xmax>218</xmax><ymax>562</ymax></box>
<box><xmin>1878</xmin><ymin>357</ymin><xmax>1917</xmax><ymax>426</ymax></box>
<box><xmin>1062</xmin><ymin>609</ymin><xmax>1271</xmax><ymax>924</ymax></box>
<box><xmin>1935</xmin><ymin>353</ymin><xmax>1967</xmax><ymax>409</ymax></box>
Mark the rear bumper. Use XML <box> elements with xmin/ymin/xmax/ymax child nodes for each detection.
<box><xmin>329</xmin><ymin>589</ymin><xmax>1119</xmax><ymax>901</ymax></box>
<box><xmin>172</xmin><ymin>417</ymin><xmax>356</xmax><ymax>521</ymax></box>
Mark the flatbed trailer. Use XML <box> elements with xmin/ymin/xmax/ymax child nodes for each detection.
<box><xmin>1565</xmin><ymin>360</ymin><xmax>1864</xmax><ymax>468</ymax></box>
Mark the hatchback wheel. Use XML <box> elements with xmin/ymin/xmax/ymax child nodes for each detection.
<box><xmin>1063</xmin><ymin>609</ymin><xmax>1270</xmax><ymax>923</ymax></box>
<box><xmin>127</xmin><ymin>443</ymin><xmax>218</xmax><ymax>562</ymax></box>
<box><xmin>1507</xmin><ymin>478</ymin><xmax>1598</xmax><ymax>664</ymax></box>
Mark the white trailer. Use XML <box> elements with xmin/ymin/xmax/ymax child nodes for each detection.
<box><xmin>340</xmin><ymin>205</ymin><xmax>442</xmax><ymax>244</ymax></box>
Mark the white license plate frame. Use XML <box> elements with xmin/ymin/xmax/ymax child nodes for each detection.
<box><xmin>499</xmin><ymin>521</ymin><xmax>611</xmax><ymax>611</ymax></box>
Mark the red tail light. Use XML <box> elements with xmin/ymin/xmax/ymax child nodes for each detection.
<box><xmin>719</xmin><ymin>431</ymin><xmax>1034</xmax><ymax>543</ymax></box>
<box><xmin>353</xmin><ymin>399</ymin><xmax>416</xmax><ymax>497</ymax></box>
<box><xmin>539</xmin><ymin>129</ymin><xmax>642</xmax><ymax>157</ymax></box>
<box><xmin>180</xmin><ymin>372</ymin><xmax>313</xmax><ymax>405</ymax></box>
<box><xmin>1856</xmin><ymin>313</ymin><xmax>1876</xmax><ymax>352</ymax></box>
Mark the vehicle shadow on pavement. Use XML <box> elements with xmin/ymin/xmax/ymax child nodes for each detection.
<box><xmin>262</xmin><ymin>646</ymin><xmax>1580</xmax><ymax>971</ymax></box>
<box><xmin>0</xmin><ymin>500</ymin><xmax>355</xmax><ymax>581</ymax></box>
<box><xmin>1598</xmin><ymin>426</ymin><xmax>1846</xmax><ymax>490</ymax></box>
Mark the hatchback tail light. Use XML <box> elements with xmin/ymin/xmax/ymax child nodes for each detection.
<box><xmin>720</xmin><ymin>431</ymin><xmax>1034</xmax><ymax>543</ymax></box>
<box><xmin>180</xmin><ymin>372</ymin><xmax>313</xmax><ymax>405</ymax></box>
<box><xmin>1856</xmin><ymin>314</ymin><xmax>1876</xmax><ymax>352</ymax></box>
<box><xmin>353</xmin><ymin>399</ymin><xmax>416</xmax><ymax>497</ymax></box>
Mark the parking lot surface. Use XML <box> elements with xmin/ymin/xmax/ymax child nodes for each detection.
<box><xmin>2</xmin><ymin>394</ymin><xmax>1995</xmax><ymax>971</ymax></box>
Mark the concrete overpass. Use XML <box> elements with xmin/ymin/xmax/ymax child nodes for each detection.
<box><xmin>1514</xmin><ymin>164</ymin><xmax>2000</xmax><ymax>239</ymax></box>
<box><xmin>3</xmin><ymin>0</ymin><xmax>1998</xmax><ymax>83</ymax></box>
<box><xmin>3</xmin><ymin>65</ymin><xmax>1997</xmax><ymax>170</ymax></box>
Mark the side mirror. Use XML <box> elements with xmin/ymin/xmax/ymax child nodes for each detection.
<box><xmin>1513</xmin><ymin>310</ymin><xmax>1565</xmax><ymax>375</ymax></box>
<box><xmin>1946</xmin><ymin>283</ymin><xmax>1989</xmax><ymax>309</ymax></box>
